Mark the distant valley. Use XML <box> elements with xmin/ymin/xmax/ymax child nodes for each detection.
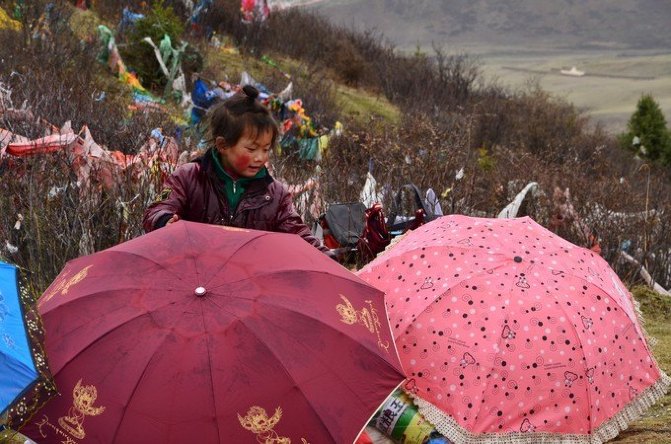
<box><xmin>311</xmin><ymin>0</ymin><xmax>671</xmax><ymax>134</ymax></box>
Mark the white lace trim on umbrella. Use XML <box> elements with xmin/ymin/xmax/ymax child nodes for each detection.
<box><xmin>409</xmin><ymin>371</ymin><xmax>671</xmax><ymax>444</ymax></box>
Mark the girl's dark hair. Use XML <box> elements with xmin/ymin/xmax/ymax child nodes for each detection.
<box><xmin>206</xmin><ymin>85</ymin><xmax>279</xmax><ymax>148</ymax></box>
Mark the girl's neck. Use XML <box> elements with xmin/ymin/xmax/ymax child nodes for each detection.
<box><xmin>215</xmin><ymin>151</ymin><xmax>240</xmax><ymax>180</ymax></box>
<box><xmin>223</xmin><ymin>164</ymin><xmax>240</xmax><ymax>181</ymax></box>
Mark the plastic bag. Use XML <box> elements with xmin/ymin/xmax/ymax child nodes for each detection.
<box><xmin>357</xmin><ymin>203</ymin><xmax>391</xmax><ymax>260</ymax></box>
<box><xmin>371</xmin><ymin>389</ymin><xmax>452</xmax><ymax>444</ymax></box>
<box><xmin>386</xmin><ymin>184</ymin><xmax>439</xmax><ymax>235</ymax></box>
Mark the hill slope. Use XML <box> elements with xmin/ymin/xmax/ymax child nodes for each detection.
<box><xmin>312</xmin><ymin>0</ymin><xmax>671</xmax><ymax>51</ymax></box>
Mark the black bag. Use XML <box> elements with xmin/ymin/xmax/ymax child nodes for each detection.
<box><xmin>386</xmin><ymin>183</ymin><xmax>438</xmax><ymax>234</ymax></box>
<box><xmin>319</xmin><ymin>202</ymin><xmax>367</xmax><ymax>249</ymax></box>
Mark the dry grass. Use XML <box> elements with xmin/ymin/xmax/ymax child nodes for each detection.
<box><xmin>611</xmin><ymin>287</ymin><xmax>671</xmax><ymax>443</ymax></box>
<box><xmin>335</xmin><ymin>84</ymin><xmax>401</xmax><ymax>124</ymax></box>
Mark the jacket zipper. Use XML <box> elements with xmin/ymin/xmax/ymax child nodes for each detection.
<box><xmin>230</xmin><ymin>181</ymin><xmax>238</xmax><ymax>223</ymax></box>
<box><xmin>219</xmin><ymin>181</ymin><xmax>270</xmax><ymax>224</ymax></box>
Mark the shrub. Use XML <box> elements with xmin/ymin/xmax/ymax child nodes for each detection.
<box><xmin>119</xmin><ymin>1</ymin><xmax>185</xmax><ymax>92</ymax></box>
<box><xmin>619</xmin><ymin>94</ymin><xmax>671</xmax><ymax>165</ymax></box>
<box><xmin>4</xmin><ymin>0</ymin><xmax>671</xmax><ymax>295</ymax></box>
<box><xmin>332</xmin><ymin>39</ymin><xmax>367</xmax><ymax>87</ymax></box>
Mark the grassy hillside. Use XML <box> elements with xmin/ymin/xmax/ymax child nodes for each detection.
<box><xmin>612</xmin><ymin>287</ymin><xmax>671</xmax><ymax>443</ymax></box>
<box><xmin>2</xmin><ymin>0</ymin><xmax>671</xmax><ymax>287</ymax></box>
<box><xmin>200</xmin><ymin>43</ymin><xmax>400</xmax><ymax>125</ymax></box>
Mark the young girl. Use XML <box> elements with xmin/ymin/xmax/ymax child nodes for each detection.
<box><xmin>143</xmin><ymin>85</ymin><xmax>330</xmax><ymax>255</ymax></box>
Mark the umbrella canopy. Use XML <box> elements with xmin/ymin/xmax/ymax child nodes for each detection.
<box><xmin>357</xmin><ymin>215</ymin><xmax>671</xmax><ymax>443</ymax></box>
<box><xmin>22</xmin><ymin>221</ymin><xmax>404</xmax><ymax>443</ymax></box>
<box><xmin>0</xmin><ymin>261</ymin><xmax>55</xmax><ymax>429</ymax></box>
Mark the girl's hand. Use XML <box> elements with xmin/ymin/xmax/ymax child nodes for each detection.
<box><xmin>166</xmin><ymin>214</ymin><xmax>180</xmax><ymax>225</ymax></box>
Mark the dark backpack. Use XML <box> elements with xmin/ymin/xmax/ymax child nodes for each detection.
<box><xmin>319</xmin><ymin>202</ymin><xmax>366</xmax><ymax>249</ymax></box>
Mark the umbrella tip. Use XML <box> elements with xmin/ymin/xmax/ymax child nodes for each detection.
<box><xmin>194</xmin><ymin>286</ymin><xmax>207</xmax><ymax>297</ymax></box>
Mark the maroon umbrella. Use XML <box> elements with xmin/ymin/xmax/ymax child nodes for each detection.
<box><xmin>22</xmin><ymin>221</ymin><xmax>404</xmax><ymax>443</ymax></box>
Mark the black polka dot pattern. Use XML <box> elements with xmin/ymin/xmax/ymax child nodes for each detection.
<box><xmin>358</xmin><ymin>215</ymin><xmax>664</xmax><ymax>435</ymax></box>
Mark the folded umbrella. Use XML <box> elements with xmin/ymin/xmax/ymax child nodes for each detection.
<box><xmin>0</xmin><ymin>261</ymin><xmax>56</xmax><ymax>431</ymax></box>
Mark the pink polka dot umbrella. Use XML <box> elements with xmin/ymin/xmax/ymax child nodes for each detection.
<box><xmin>357</xmin><ymin>215</ymin><xmax>671</xmax><ymax>444</ymax></box>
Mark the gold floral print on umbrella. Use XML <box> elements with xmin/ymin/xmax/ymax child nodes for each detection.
<box><xmin>58</xmin><ymin>379</ymin><xmax>106</xmax><ymax>439</ymax></box>
<box><xmin>36</xmin><ymin>379</ymin><xmax>105</xmax><ymax>442</ymax></box>
<box><xmin>39</xmin><ymin>265</ymin><xmax>92</xmax><ymax>308</ymax></box>
<box><xmin>336</xmin><ymin>294</ymin><xmax>390</xmax><ymax>353</ymax></box>
<box><xmin>238</xmin><ymin>405</ymin><xmax>309</xmax><ymax>444</ymax></box>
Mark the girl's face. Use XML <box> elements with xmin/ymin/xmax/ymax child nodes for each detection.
<box><xmin>215</xmin><ymin>129</ymin><xmax>273</xmax><ymax>179</ymax></box>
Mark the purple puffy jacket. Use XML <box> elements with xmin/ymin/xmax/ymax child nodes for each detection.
<box><xmin>143</xmin><ymin>152</ymin><xmax>328</xmax><ymax>253</ymax></box>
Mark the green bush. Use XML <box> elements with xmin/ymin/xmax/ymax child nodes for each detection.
<box><xmin>619</xmin><ymin>94</ymin><xmax>671</xmax><ymax>165</ymax></box>
<box><xmin>119</xmin><ymin>1</ymin><xmax>184</xmax><ymax>92</ymax></box>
